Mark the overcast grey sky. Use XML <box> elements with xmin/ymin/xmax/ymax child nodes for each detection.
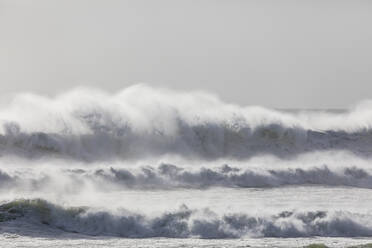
<box><xmin>1</xmin><ymin>0</ymin><xmax>372</xmax><ymax>108</ymax></box>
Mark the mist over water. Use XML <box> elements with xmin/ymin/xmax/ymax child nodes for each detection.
<box><xmin>2</xmin><ymin>84</ymin><xmax>372</xmax><ymax>161</ymax></box>
<box><xmin>1</xmin><ymin>85</ymin><xmax>372</xmax><ymax>241</ymax></box>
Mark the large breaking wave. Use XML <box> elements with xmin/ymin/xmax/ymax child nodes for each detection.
<box><xmin>1</xmin><ymin>199</ymin><xmax>372</xmax><ymax>238</ymax></box>
<box><xmin>1</xmin><ymin>85</ymin><xmax>372</xmax><ymax>161</ymax></box>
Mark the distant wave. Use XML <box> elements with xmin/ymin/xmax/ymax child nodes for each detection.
<box><xmin>2</xmin><ymin>162</ymin><xmax>372</xmax><ymax>190</ymax></box>
<box><xmin>2</xmin><ymin>85</ymin><xmax>372</xmax><ymax>161</ymax></box>
<box><xmin>1</xmin><ymin>199</ymin><xmax>372</xmax><ymax>238</ymax></box>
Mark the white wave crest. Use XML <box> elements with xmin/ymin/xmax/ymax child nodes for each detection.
<box><xmin>1</xmin><ymin>199</ymin><xmax>372</xmax><ymax>238</ymax></box>
<box><xmin>1</xmin><ymin>85</ymin><xmax>372</xmax><ymax>160</ymax></box>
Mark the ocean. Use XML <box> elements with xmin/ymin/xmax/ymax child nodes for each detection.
<box><xmin>1</xmin><ymin>85</ymin><xmax>372</xmax><ymax>247</ymax></box>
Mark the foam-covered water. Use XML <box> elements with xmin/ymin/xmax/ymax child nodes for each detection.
<box><xmin>1</xmin><ymin>85</ymin><xmax>372</xmax><ymax>247</ymax></box>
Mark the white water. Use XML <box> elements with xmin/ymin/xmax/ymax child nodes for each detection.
<box><xmin>1</xmin><ymin>86</ymin><xmax>372</xmax><ymax>247</ymax></box>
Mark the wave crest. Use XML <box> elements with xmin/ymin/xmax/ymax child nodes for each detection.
<box><xmin>1</xmin><ymin>86</ymin><xmax>372</xmax><ymax>160</ymax></box>
<box><xmin>3</xmin><ymin>161</ymin><xmax>372</xmax><ymax>190</ymax></box>
<box><xmin>1</xmin><ymin>199</ymin><xmax>372</xmax><ymax>238</ymax></box>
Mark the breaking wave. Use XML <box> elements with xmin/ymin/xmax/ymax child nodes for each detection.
<box><xmin>1</xmin><ymin>199</ymin><xmax>372</xmax><ymax>238</ymax></box>
<box><xmin>3</xmin><ymin>161</ymin><xmax>372</xmax><ymax>190</ymax></box>
<box><xmin>1</xmin><ymin>85</ymin><xmax>372</xmax><ymax>161</ymax></box>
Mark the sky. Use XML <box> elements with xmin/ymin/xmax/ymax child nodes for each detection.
<box><xmin>1</xmin><ymin>0</ymin><xmax>372</xmax><ymax>109</ymax></box>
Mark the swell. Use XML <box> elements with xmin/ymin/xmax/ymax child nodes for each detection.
<box><xmin>2</xmin><ymin>162</ymin><xmax>372</xmax><ymax>190</ymax></box>
<box><xmin>1</xmin><ymin>85</ymin><xmax>372</xmax><ymax>161</ymax></box>
<box><xmin>1</xmin><ymin>199</ymin><xmax>372</xmax><ymax>238</ymax></box>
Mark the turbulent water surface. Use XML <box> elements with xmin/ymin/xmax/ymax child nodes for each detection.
<box><xmin>1</xmin><ymin>86</ymin><xmax>372</xmax><ymax>247</ymax></box>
